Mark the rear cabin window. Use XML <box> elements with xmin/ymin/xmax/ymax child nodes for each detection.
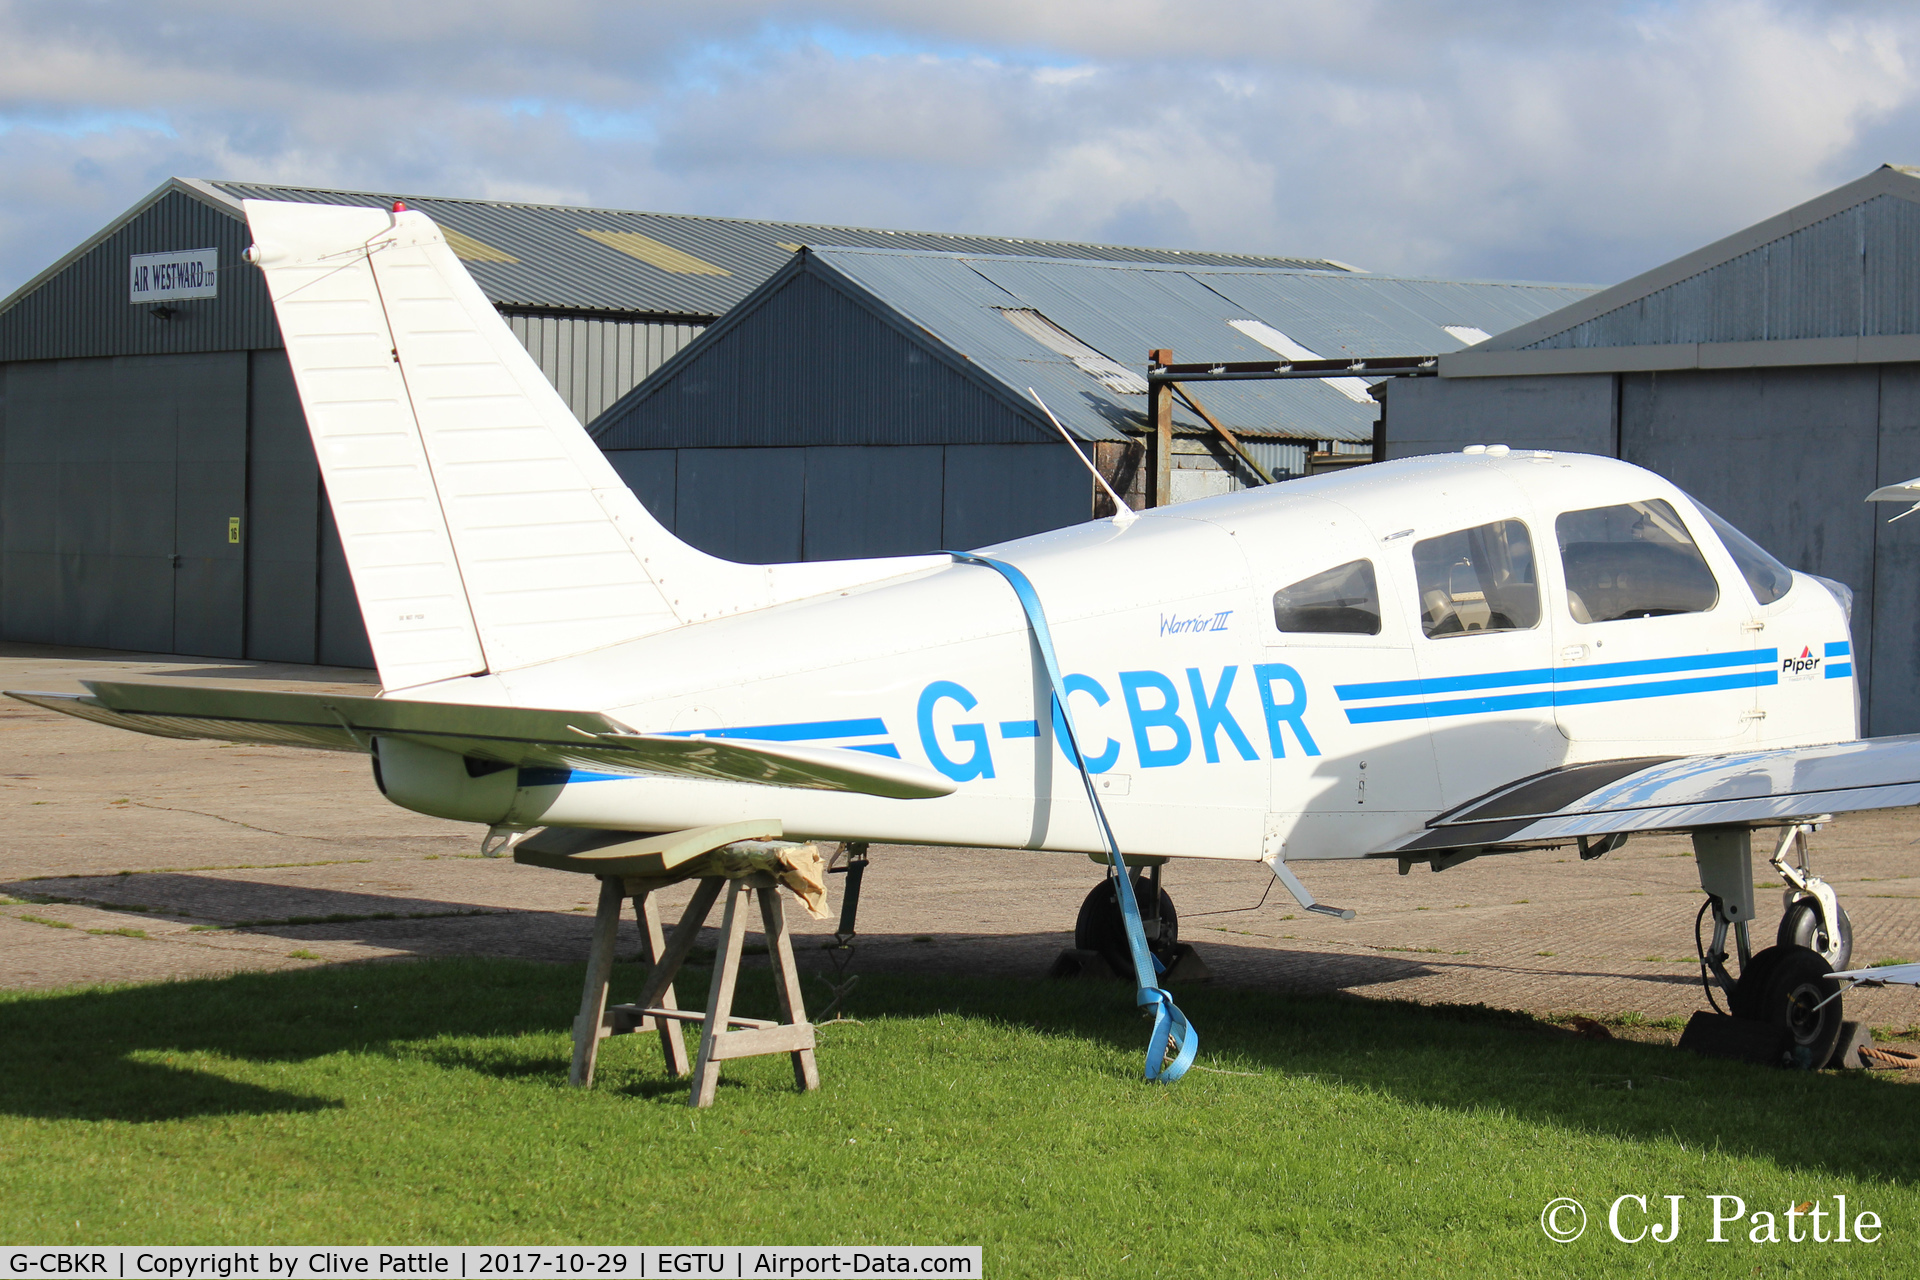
<box><xmin>1413</xmin><ymin>520</ymin><xmax>1540</xmax><ymax>638</ymax></box>
<box><xmin>1273</xmin><ymin>559</ymin><xmax>1380</xmax><ymax>635</ymax></box>
<box><xmin>1555</xmin><ymin>499</ymin><xmax>1719</xmax><ymax>622</ymax></box>
<box><xmin>1689</xmin><ymin>499</ymin><xmax>1795</xmax><ymax>605</ymax></box>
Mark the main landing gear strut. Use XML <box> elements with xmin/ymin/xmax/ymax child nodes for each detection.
<box><xmin>1693</xmin><ymin>821</ymin><xmax>1853</xmax><ymax>1067</ymax></box>
<box><xmin>1066</xmin><ymin>856</ymin><xmax>1212</xmax><ymax>982</ymax></box>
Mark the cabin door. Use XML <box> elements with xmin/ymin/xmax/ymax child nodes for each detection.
<box><xmin>1546</xmin><ymin>497</ymin><xmax>1759</xmax><ymax>746</ymax></box>
<box><xmin>1394</xmin><ymin>515</ymin><xmax>1563</xmax><ymax>806</ymax></box>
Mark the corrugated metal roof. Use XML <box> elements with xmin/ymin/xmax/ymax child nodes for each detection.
<box><xmin>793</xmin><ymin>247</ymin><xmax>1595</xmax><ymax>443</ymax></box>
<box><xmin>203</xmin><ymin>179</ymin><xmax>1351</xmax><ymax>319</ymax></box>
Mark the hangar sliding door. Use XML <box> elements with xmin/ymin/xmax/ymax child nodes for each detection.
<box><xmin>1</xmin><ymin>353</ymin><xmax>245</xmax><ymax>657</ymax></box>
<box><xmin>170</xmin><ymin>355</ymin><xmax>247</xmax><ymax>658</ymax></box>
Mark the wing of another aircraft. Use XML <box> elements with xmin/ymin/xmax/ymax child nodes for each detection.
<box><xmin>1397</xmin><ymin>736</ymin><xmax>1920</xmax><ymax>853</ymax></box>
<box><xmin>1868</xmin><ymin>474</ymin><xmax>1920</xmax><ymax>520</ymax></box>
<box><xmin>4</xmin><ymin>682</ymin><xmax>955</xmax><ymax>801</ymax></box>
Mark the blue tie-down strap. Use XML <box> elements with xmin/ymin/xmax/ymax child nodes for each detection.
<box><xmin>948</xmin><ymin>551</ymin><xmax>1197</xmax><ymax>1082</ymax></box>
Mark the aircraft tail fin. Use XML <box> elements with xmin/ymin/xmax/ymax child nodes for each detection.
<box><xmin>244</xmin><ymin>199</ymin><xmax>786</xmax><ymax>691</ymax></box>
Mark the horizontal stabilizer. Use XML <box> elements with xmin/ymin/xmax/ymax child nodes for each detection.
<box><xmin>1397</xmin><ymin>735</ymin><xmax>1920</xmax><ymax>852</ymax></box>
<box><xmin>6</xmin><ymin>682</ymin><xmax>953</xmax><ymax>801</ymax></box>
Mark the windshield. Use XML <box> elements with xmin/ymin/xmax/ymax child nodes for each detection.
<box><xmin>1686</xmin><ymin>497</ymin><xmax>1794</xmax><ymax>605</ymax></box>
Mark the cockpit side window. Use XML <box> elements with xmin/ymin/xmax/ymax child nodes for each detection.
<box><xmin>1274</xmin><ymin>559</ymin><xmax>1380</xmax><ymax>635</ymax></box>
<box><xmin>1555</xmin><ymin>499</ymin><xmax>1719</xmax><ymax>623</ymax></box>
<box><xmin>1413</xmin><ymin>520</ymin><xmax>1540</xmax><ymax>638</ymax></box>
<box><xmin>1685</xmin><ymin>496</ymin><xmax>1795</xmax><ymax>605</ymax></box>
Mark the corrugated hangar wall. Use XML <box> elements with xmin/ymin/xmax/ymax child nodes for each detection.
<box><xmin>504</xmin><ymin>312</ymin><xmax>705</xmax><ymax>426</ymax></box>
<box><xmin>0</xmin><ymin>192</ymin><xmax>275</xmax><ymax>362</ymax></box>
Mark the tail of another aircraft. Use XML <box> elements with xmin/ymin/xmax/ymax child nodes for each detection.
<box><xmin>244</xmin><ymin>200</ymin><xmax>936</xmax><ymax>692</ymax></box>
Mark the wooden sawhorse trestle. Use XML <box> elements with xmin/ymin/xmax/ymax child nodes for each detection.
<box><xmin>515</xmin><ymin>822</ymin><xmax>820</xmax><ymax>1108</ymax></box>
<box><xmin>574</xmin><ymin>872</ymin><xmax>819</xmax><ymax>1106</ymax></box>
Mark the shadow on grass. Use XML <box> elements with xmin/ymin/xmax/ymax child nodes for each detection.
<box><xmin>3</xmin><ymin>956</ymin><xmax>1918</xmax><ymax>1183</ymax></box>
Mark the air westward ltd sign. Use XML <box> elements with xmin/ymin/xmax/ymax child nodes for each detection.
<box><xmin>129</xmin><ymin>248</ymin><xmax>218</xmax><ymax>303</ymax></box>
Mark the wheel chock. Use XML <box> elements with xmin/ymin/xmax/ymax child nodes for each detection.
<box><xmin>1158</xmin><ymin>943</ymin><xmax>1213</xmax><ymax>984</ymax></box>
<box><xmin>1677</xmin><ymin>1011</ymin><xmax>1790</xmax><ymax>1067</ymax></box>
<box><xmin>1049</xmin><ymin>948</ymin><xmax>1119</xmax><ymax>981</ymax></box>
<box><xmin>1828</xmin><ymin>1020</ymin><xmax>1876</xmax><ymax>1069</ymax></box>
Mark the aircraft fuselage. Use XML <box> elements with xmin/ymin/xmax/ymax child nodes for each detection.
<box><xmin>384</xmin><ymin>450</ymin><xmax>1854</xmax><ymax>863</ymax></box>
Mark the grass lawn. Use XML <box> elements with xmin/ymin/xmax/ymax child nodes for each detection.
<box><xmin>1</xmin><ymin>957</ymin><xmax>1916</xmax><ymax>1276</ymax></box>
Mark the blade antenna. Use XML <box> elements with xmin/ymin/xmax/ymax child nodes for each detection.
<box><xmin>1029</xmin><ymin>388</ymin><xmax>1137</xmax><ymax>526</ymax></box>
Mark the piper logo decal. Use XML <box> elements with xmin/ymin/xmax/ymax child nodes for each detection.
<box><xmin>1782</xmin><ymin>647</ymin><xmax>1823</xmax><ymax>681</ymax></box>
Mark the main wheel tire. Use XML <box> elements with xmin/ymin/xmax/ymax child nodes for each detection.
<box><xmin>1777</xmin><ymin>898</ymin><xmax>1853</xmax><ymax>971</ymax></box>
<box><xmin>1074</xmin><ymin>877</ymin><xmax>1178</xmax><ymax>975</ymax></box>
<box><xmin>1753</xmin><ymin>944</ymin><xmax>1845</xmax><ymax>1068</ymax></box>
<box><xmin>1729</xmin><ymin>944</ymin><xmax>1790</xmax><ymax>1021</ymax></box>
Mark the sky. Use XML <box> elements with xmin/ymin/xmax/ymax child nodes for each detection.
<box><xmin>0</xmin><ymin>0</ymin><xmax>1915</xmax><ymax>295</ymax></box>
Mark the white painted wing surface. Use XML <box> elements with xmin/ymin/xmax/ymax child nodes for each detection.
<box><xmin>3</xmin><ymin>683</ymin><xmax>953</xmax><ymax>800</ymax></box>
<box><xmin>584</xmin><ymin>732</ymin><xmax>956</xmax><ymax>799</ymax></box>
<box><xmin>1399</xmin><ymin>735</ymin><xmax>1920</xmax><ymax>851</ymax></box>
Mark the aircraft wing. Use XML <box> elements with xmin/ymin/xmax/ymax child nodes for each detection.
<box><xmin>1868</xmin><ymin>475</ymin><xmax>1920</xmax><ymax>503</ymax></box>
<box><xmin>1396</xmin><ymin>735</ymin><xmax>1920</xmax><ymax>853</ymax></box>
<box><xmin>4</xmin><ymin>681</ymin><xmax>955</xmax><ymax>801</ymax></box>
<box><xmin>1868</xmin><ymin>475</ymin><xmax>1920</xmax><ymax>520</ymax></box>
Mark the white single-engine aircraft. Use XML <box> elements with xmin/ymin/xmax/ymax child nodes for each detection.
<box><xmin>14</xmin><ymin>201</ymin><xmax>1920</xmax><ymax>1074</ymax></box>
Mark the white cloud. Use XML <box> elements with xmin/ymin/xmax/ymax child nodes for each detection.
<box><xmin>0</xmin><ymin>0</ymin><xmax>1916</xmax><ymax>295</ymax></box>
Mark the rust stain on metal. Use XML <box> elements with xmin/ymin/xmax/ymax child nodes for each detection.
<box><xmin>578</xmin><ymin>229</ymin><xmax>731</xmax><ymax>276</ymax></box>
<box><xmin>441</xmin><ymin>227</ymin><xmax>519</xmax><ymax>264</ymax></box>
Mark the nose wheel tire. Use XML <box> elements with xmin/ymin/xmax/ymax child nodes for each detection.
<box><xmin>1778</xmin><ymin>899</ymin><xmax>1852</xmax><ymax>971</ymax></box>
<box><xmin>1732</xmin><ymin>944</ymin><xmax>1844</xmax><ymax>1068</ymax></box>
<box><xmin>1075</xmin><ymin>877</ymin><xmax>1178</xmax><ymax>976</ymax></box>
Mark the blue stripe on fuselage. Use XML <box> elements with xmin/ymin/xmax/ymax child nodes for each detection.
<box><xmin>1334</xmin><ymin>648</ymin><xmax>1777</xmax><ymax>702</ymax></box>
<box><xmin>1338</xmin><ymin>648</ymin><xmax>1786</xmax><ymax>724</ymax></box>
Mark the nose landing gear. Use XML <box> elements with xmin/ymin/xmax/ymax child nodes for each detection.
<box><xmin>1768</xmin><ymin>822</ymin><xmax>1852</xmax><ymax>970</ymax></box>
